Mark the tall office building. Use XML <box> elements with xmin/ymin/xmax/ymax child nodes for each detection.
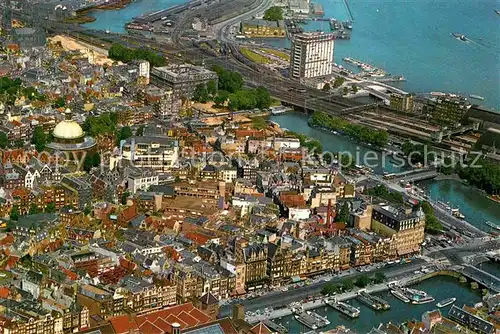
<box><xmin>289</xmin><ymin>32</ymin><xmax>335</xmax><ymax>79</ymax></box>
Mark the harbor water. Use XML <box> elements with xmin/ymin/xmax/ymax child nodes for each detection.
<box><xmin>84</xmin><ymin>0</ymin><xmax>185</xmax><ymax>33</ymax></box>
<box><xmin>275</xmin><ymin>276</ymin><xmax>481</xmax><ymax>333</ymax></box>
<box><xmin>83</xmin><ymin>0</ymin><xmax>499</xmax><ymax>109</ymax></box>
<box><xmin>270</xmin><ymin>112</ymin><xmax>500</xmax><ymax>228</ymax></box>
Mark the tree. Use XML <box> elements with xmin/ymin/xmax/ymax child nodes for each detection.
<box><xmin>31</xmin><ymin>126</ymin><xmax>47</xmax><ymax>152</ymax></box>
<box><xmin>0</xmin><ymin>132</ymin><xmax>8</xmax><ymax>149</ymax></box>
<box><xmin>252</xmin><ymin>117</ymin><xmax>267</xmax><ymax>130</ymax></box>
<box><xmin>341</xmin><ymin>279</ymin><xmax>354</xmax><ymax>291</ymax></box>
<box><xmin>333</xmin><ymin>77</ymin><xmax>345</xmax><ymax>88</ymax></box>
<box><xmin>121</xmin><ymin>191</ymin><xmax>130</xmax><ymax>205</ymax></box>
<box><xmin>192</xmin><ymin>83</ymin><xmax>209</xmax><ymax>103</ymax></box>
<box><xmin>135</xmin><ymin>125</ymin><xmax>145</xmax><ymax>136</ymax></box>
<box><xmin>343</xmin><ymin>87</ymin><xmax>349</xmax><ymax>95</ymax></box>
<box><xmin>206</xmin><ymin>80</ymin><xmax>217</xmax><ymax>96</ymax></box>
<box><xmin>322</xmin><ymin>83</ymin><xmax>331</xmax><ymax>91</ymax></box>
<box><xmin>10</xmin><ymin>205</ymin><xmax>19</xmax><ymax>221</ymax></box>
<box><xmin>355</xmin><ymin>275</ymin><xmax>370</xmax><ymax>288</ymax></box>
<box><xmin>212</xmin><ymin>66</ymin><xmax>244</xmax><ymax>93</ymax></box>
<box><xmin>335</xmin><ymin>202</ymin><xmax>350</xmax><ymax>223</ymax></box>
<box><xmin>45</xmin><ymin>202</ymin><xmax>56</xmax><ymax>213</ymax></box>
<box><xmin>29</xmin><ymin>204</ymin><xmax>39</xmax><ymax>215</ymax></box>
<box><xmin>352</xmin><ymin>85</ymin><xmax>358</xmax><ymax>93</ymax></box>
<box><xmin>213</xmin><ymin>90</ymin><xmax>229</xmax><ymax>107</ymax></box>
<box><xmin>372</xmin><ymin>272</ymin><xmax>386</xmax><ymax>284</ymax></box>
<box><xmin>84</xmin><ymin>205</ymin><xmax>92</xmax><ymax>216</ymax></box>
<box><xmin>118</xmin><ymin>126</ymin><xmax>133</xmax><ymax>142</ymax></box>
<box><xmin>52</xmin><ymin>96</ymin><xmax>66</xmax><ymax>108</ymax></box>
<box><xmin>263</xmin><ymin>6</ymin><xmax>283</xmax><ymax>21</ymax></box>
<box><xmin>254</xmin><ymin>86</ymin><xmax>271</xmax><ymax>109</ymax></box>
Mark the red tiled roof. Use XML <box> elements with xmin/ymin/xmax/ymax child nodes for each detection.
<box><xmin>177</xmin><ymin>310</ymin><xmax>200</xmax><ymax>328</ymax></box>
<box><xmin>139</xmin><ymin>320</ymin><xmax>163</xmax><ymax>334</ymax></box>
<box><xmin>0</xmin><ymin>287</ymin><xmax>10</xmax><ymax>299</ymax></box>
<box><xmin>251</xmin><ymin>323</ymin><xmax>273</xmax><ymax>334</ymax></box>
<box><xmin>109</xmin><ymin>315</ymin><xmax>139</xmax><ymax>334</ymax></box>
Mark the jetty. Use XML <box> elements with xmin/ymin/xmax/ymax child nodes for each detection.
<box><xmin>262</xmin><ymin>319</ymin><xmax>288</xmax><ymax>333</ymax></box>
<box><xmin>357</xmin><ymin>291</ymin><xmax>390</xmax><ymax>311</ymax></box>
<box><xmin>326</xmin><ymin>300</ymin><xmax>360</xmax><ymax>318</ymax></box>
<box><xmin>294</xmin><ymin>310</ymin><xmax>329</xmax><ymax>330</ymax></box>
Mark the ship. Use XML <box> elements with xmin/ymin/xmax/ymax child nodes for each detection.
<box><xmin>451</xmin><ymin>33</ymin><xmax>467</xmax><ymax>41</ymax></box>
<box><xmin>485</xmin><ymin>221</ymin><xmax>500</xmax><ymax>231</ymax></box>
<box><xmin>436</xmin><ymin>297</ymin><xmax>456</xmax><ymax>308</ymax></box>
<box><xmin>390</xmin><ymin>289</ymin><xmax>410</xmax><ymax>303</ymax></box>
<box><xmin>326</xmin><ymin>300</ymin><xmax>360</xmax><ymax>318</ymax></box>
<box><xmin>404</xmin><ymin>288</ymin><xmax>427</xmax><ymax>298</ymax></box>
<box><xmin>495</xmin><ymin>9</ymin><xmax>500</xmax><ymax>15</ymax></box>
<box><xmin>412</xmin><ymin>296</ymin><xmax>435</xmax><ymax>305</ymax></box>
<box><xmin>469</xmin><ymin>94</ymin><xmax>485</xmax><ymax>100</ymax></box>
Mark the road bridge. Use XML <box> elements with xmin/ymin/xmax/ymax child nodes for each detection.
<box><xmin>391</xmin><ymin>169</ymin><xmax>439</xmax><ymax>183</ymax></box>
<box><xmin>459</xmin><ymin>265</ymin><xmax>500</xmax><ymax>293</ymax></box>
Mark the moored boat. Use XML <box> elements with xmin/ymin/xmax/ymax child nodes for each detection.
<box><xmin>412</xmin><ymin>296</ymin><xmax>435</xmax><ymax>305</ymax></box>
<box><xmin>391</xmin><ymin>289</ymin><xmax>410</xmax><ymax>303</ymax></box>
<box><xmin>436</xmin><ymin>297</ymin><xmax>456</xmax><ymax>308</ymax></box>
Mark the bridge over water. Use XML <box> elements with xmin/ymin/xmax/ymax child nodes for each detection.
<box><xmin>459</xmin><ymin>265</ymin><xmax>500</xmax><ymax>293</ymax></box>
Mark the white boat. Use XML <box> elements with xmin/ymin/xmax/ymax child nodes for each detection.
<box><xmin>391</xmin><ymin>289</ymin><xmax>410</xmax><ymax>303</ymax></box>
<box><xmin>469</xmin><ymin>94</ymin><xmax>484</xmax><ymax>101</ymax></box>
<box><xmin>412</xmin><ymin>296</ymin><xmax>435</xmax><ymax>305</ymax></box>
<box><xmin>436</xmin><ymin>297</ymin><xmax>456</xmax><ymax>308</ymax></box>
<box><xmin>485</xmin><ymin>221</ymin><xmax>500</xmax><ymax>231</ymax></box>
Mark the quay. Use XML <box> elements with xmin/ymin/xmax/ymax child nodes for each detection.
<box><xmin>262</xmin><ymin>319</ymin><xmax>288</xmax><ymax>333</ymax></box>
<box><xmin>293</xmin><ymin>310</ymin><xmax>329</xmax><ymax>330</ymax></box>
<box><xmin>357</xmin><ymin>291</ymin><xmax>390</xmax><ymax>311</ymax></box>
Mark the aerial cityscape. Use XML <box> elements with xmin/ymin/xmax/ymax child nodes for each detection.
<box><xmin>0</xmin><ymin>0</ymin><xmax>498</xmax><ymax>333</ymax></box>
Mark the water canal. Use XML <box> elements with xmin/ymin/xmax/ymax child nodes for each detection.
<box><xmin>269</xmin><ymin>112</ymin><xmax>500</xmax><ymax>229</ymax></box>
<box><xmin>275</xmin><ymin>276</ymin><xmax>481</xmax><ymax>333</ymax></box>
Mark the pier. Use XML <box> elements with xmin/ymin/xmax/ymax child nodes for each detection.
<box><xmin>262</xmin><ymin>319</ymin><xmax>288</xmax><ymax>333</ymax></box>
<box><xmin>294</xmin><ymin>310</ymin><xmax>329</xmax><ymax>329</ymax></box>
<box><xmin>326</xmin><ymin>300</ymin><xmax>361</xmax><ymax>318</ymax></box>
<box><xmin>357</xmin><ymin>291</ymin><xmax>390</xmax><ymax>311</ymax></box>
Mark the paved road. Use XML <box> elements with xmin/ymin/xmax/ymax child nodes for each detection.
<box><xmin>219</xmin><ymin>259</ymin><xmax>426</xmax><ymax>317</ymax></box>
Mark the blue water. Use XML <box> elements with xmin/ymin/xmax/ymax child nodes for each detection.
<box><xmin>84</xmin><ymin>0</ymin><xmax>185</xmax><ymax>32</ymax></box>
<box><xmin>85</xmin><ymin>0</ymin><xmax>500</xmax><ymax>110</ymax></box>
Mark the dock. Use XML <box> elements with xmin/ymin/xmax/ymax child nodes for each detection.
<box><xmin>262</xmin><ymin>319</ymin><xmax>288</xmax><ymax>333</ymax></box>
<box><xmin>326</xmin><ymin>300</ymin><xmax>360</xmax><ymax>318</ymax></box>
<box><xmin>329</xmin><ymin>19</ymin><xmax>352</xmax><ymax>39</ymax></box>
<box><xmin>357</xmin><ymin>291</ymin><xmax>390</xmax><ymax>311</ymax></box>
<box><xmin>294</xmin><ymin>310</ymin><xmax>329</xmax><ymax>330</ymax></box>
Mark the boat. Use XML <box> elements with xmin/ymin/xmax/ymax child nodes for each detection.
<box><xmin>412</xmin><ymin>296</ymin><xmax>435</xmax><ymax>305</ymax></box>
<box><xmin>495</xmin><ymin>9</ymin><xmax>500</xmax><ymax>15</ymax></box>
<box><xmin>451</xmin><ymin>33</ymin><xmax>467</xmax><ymax>41</ymax></box>
<box><xmin>469</xmin><ymin>94</ymin><xmax>485</xmax><ymax>101</ymax></box>
<box><xmin>307</xmin><ymin>311</ymin><xmax>330</xmax><ymax>326</ymax></box>
<box><xmin>326</xmin><ymin>300</ymin><xmax>360</xmax><ymax>318</ymax></box>
<box><xmin>485</xmin><ymin>221</ymin><xmax>500</xmax><ymax>231</ymax></box>
<box><xmin>436</xmin><ymin>297</ymin><xmax>456</xmax><ymax>308</ymax></box>
<box><xmin>487</xmin><ymin>194</ymin><xmax>500</xmax><ymax>204</ymax></box>
<box><xmin>405</xmin><ymin>288</ymin><xmax>427</xmax><ymax>298</ymax></box>
<box><xmin>390</xmin><ymin>289</ymin><xmax>410</xmax><ymax>303</ymax></box>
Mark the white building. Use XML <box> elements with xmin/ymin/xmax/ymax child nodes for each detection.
<box><xmin>138</xmin><ymin>60</ymin><xmax>150</xmax><ymax>83</ymax></box>
<box><xmin>290</xmin><ymin>32</ymin><xmax>335</xmax><ymax>79</ymax></box>
<box><xmin>119</xmin><ymin>136</ymin><xmax>179</xmax><ymax>174</ymax></box>
<box><xmin>127</xmin><ymin>169</ymin><xmax>159</xmax><ymax>194</ymax></box>
<box><xmin>273</xmin><ymin>137</ymin><xmax>301</xmax><ymax>150</ymax></box>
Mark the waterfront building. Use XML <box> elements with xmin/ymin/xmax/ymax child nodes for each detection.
<box><xmin>390</xmin><ymin>93</ymin><xmax>414</xmax><ymax>112</ymax></box>
<box><xmin>240</xmin><ymin>19</ymin><xmax>286</xmax><ymax>38</ymax></box>
<box><xmin>290</xmin><ymin>32</ymin><xmax>335</xmax><ymax>79</ymax></box>
<box><xmin>427</xmin><ymin>95</ymin><xmax>469</xmax><ymax>126</ymax></box>
<box><xmin>150</xmin><ymin>64</ymin><xmax>218</xmax><ymax>100</ymax></box>
<box><xmin>235</xmin><ymin>239</ymin><xmax>268</xmax><ymax>290</ymax></box>
<box><xmin>448</xmin><ymin>305</ymin><xmax>495</xmax><ymax>334</ymax></box>
<box><xmin>371</xmin><ymin>205</ymin><xmax>425</xmax><ymax>257</ymax></box>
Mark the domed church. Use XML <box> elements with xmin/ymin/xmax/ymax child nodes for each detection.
<box><xmin>46</xmin><ymin>109</ymin><xmax>96</xmax><ymax>153</ymax></box>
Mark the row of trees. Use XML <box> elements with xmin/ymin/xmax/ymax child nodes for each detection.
<box><xmin>0</xmin><ymin>77</ymin><xmax>46</xmax><ymax>106</ymax></box>
<box><xmin>211</xmin><ymin>66</ymin><xmax>244</xmax><ymax>93</ymax></box>
<box><xmin>108</xmin><ymin>43</ymin><xmax>166</xmax><ymax>67</ymax></box>
<box><xmin>309</xmin><ymin>111</ymin><xmax>389</xmax><ymax>147</ymax></box>
<box><xmin>456</xmin><ymin>158</ymin><xmax>500</xmax><ymax>195</ymax></box>
<box><xmin>192</xmin><ymin>80</ymin><xmax>218</xmax><ymax>103</ymax></box>
<box><xmin>321</xmin><ymin>273</ymin><xmax>386</xmax><ymax>295</ymax></box>
<box><xmin>228</xmin><ymin>87</ymin><xmax>272</xmax><ymax>111</ymax></box>
<box><xmin>364</xmin><ymin>184</ymin><xmax>404</xmax><ymax>204</ymax></box>
<box><xmin>419</xmin><ymin>201</ymin><xmax>443</xmax><ymax>233</ymax></box>
<box><xmin>285</xmin><ymin>131</ymin><xmax>323</xmax><ymax>153</ymax></box>
<box><xmin>10</xmin><ymin>202</ymin><xmax>57</xmax><ymax>221</ymax></box>
<box><xmin>82</xmin><ymin>112</ymin><xmax>118</xmax><ymax>137</ymax></box>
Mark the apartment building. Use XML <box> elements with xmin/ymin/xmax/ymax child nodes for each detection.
<box><xmin>290</xmin><ymin>32</ymin><xmax>335</xmax><ymax>79</ymax></box>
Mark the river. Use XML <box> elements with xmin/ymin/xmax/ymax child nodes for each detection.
<box><xmin>275</xmin><ymin>276</ymin><xmax>481</xmax><ymax>333</ymax></box>
<box><xmin>270</xmin><ymin>112</ymin><xmax>500</xmax><ymax>229</ymax></box>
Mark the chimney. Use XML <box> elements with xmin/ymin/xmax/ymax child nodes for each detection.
<box><xmin>172</xmin><ymin>322</ymin><xmax>181</xmax><ymax>334</ymax></box>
